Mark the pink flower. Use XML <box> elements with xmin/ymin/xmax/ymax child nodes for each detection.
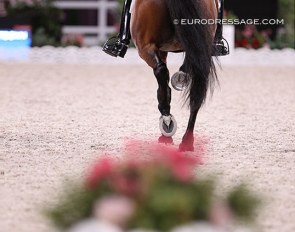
<box><xmin>86</xmin><ymin>157</ymin><xmax>115</xmax><ymax>189</ymax></box>
<box><xmin>242</xmin><ymin>25</ymin><xmax>254</xmax><ymax>38</ymax></box>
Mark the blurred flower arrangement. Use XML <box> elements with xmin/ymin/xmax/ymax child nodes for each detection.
<box><xmin>235</xmin><ymin>25</ymin><xmax>269</xmax><ymax>49</ymax></box>
<box><xmin>225</xmin><ymin>11</ymin><xmax>269</xmax><ymax>49</ymax></box>
<box><xmin>226</xmin><ymin>2</ymin><xmax>294</xmax><ymax>49</ymax></box>
<box><xmin>46</xmin><ymin>141</ymin><xmax>260</xmax><ymax>232</ymax></box>
<box><xmin>61</xmin><ymin>34</ymin><xmax>84</xmax><ymax>47</ymax></box>
<box><xmin>274</xmin><ymin>0</ymin><xmax>294</xmax><ymax>48</ymax></box>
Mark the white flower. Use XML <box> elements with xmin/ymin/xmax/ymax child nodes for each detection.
<box><xmin>171</xmin><ymin>222</ymin><xmax>254</xmax><ymax>232</ymax></box>
<box><xmin>171</xmin><ymin>222</ymin><xmax>225</xmax><ymax>232</ymax></box>
<box><xmin>68</xmin><ymin>218</ymin><xmax>123</xmax><ymax>232</ymax></box>
<box><xmin>128</xmin><ymin>230</ymin><xmax>158</xmax><ymax>232</ymax></box>
<box><xmin>94</xmin><ymin>195</ymin><xmax>136</xmax><ymax>227</ymax></box>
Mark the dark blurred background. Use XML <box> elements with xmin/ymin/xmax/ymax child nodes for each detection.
<box><xmin>0</xmin><ymin>0</ymin><xmax>294</xmax><ymax>48</ymax></box>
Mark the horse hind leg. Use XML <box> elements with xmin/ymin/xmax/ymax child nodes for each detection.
<box><xmin>179</xmin><ymin>108</ymin><xmax>198</xmax><ymax>152</ymax></box>
<box><xmin>179</xmin><ymin>73</ymin><xmax>205</xmax><ymax>152</ymax></box>
<box><xmin>138</xmin><ymin>45</ymin><xmax>176</xmax><ymax>143</ymax></box>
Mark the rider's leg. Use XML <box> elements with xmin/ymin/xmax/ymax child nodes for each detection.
<box><xmin>212</xmin><ymin>0</ymin><xmax>230</xmax><ymax>56</ymax></box>
<box><xmin>215</xmin><ymin>0</ymin><xmax>224</xmax><ymax>41</ymax></box>
<box><xmin>102</xmin><ymin>0</ymin><xmax>132</xmax><ymax>58</ymax></box>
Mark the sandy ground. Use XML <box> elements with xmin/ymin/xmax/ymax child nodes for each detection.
<box><xmin>0</xmin><ymin>62</ymin><xmax>295</xmax><ymax>232</ymax></box>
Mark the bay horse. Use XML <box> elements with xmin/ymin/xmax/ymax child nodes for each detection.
<box><xmin>130</xmin><ymin>0</ymin><xmax>218</xmax><ymax>151</ymax></box>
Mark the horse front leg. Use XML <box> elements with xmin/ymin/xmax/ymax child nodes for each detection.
<box><xmin>153</xmin><ymin>58</ymin><xmax>177</xmax><ymax>143</ymax></box>
<box><xmin>138</xmin><ymin>45</ymin><xmax>176</xmax><ymax>143</ymax></box>
<box><xmin>154</xmin><ymin>60</ymin><xmax>171</xmax><ymax>116</ymax></box>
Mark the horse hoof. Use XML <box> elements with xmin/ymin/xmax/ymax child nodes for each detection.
<box><xmin>179</xmin><ymin>142</ymin><xmax>194</xmax><ymax>152</ymax></box>
<box><xmin>158</xmin><ymin>135</ymin><xmax>174</xmax><ymax>145</ymax></box>
<box><xmin>159</xmin><ymin>114</ymin><xmax>177</xmax><ymax>137</ymax></box>
<box><xmin>171</xmin><ymin>71</ymin><xmax>189</xmax><ymax>91</ymax></box>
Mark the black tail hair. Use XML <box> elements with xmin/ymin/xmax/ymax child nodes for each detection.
<box><xmin>166</xmin><ymin>0</ymin><xmax>217</xmax><ymax>110</ymax></box>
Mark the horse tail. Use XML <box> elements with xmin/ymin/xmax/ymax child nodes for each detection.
<box><xmin>166</xmin><ymin>0</ymin><xmax>217</xmax><ymax>110</ymax></box>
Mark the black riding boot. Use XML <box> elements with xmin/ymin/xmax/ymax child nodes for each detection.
<box><xmin>212</xmin><ymin>0</ymin><xmax>230</xmax><ymax>56</ymax></box>
<box><xmin>102</xmin><ymin>0</ymin><xmax>132</xmax><ymax>58</ymax></box>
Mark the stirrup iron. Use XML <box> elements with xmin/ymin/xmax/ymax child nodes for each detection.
<box><xmin>103</xmin><ymin>36</ymin><xmax>129</xmax><ymax>58</ymax></box>
<box><xmin>212</xmin><ymin>37</ymin><xmax>230</xmax><ymax>56</ymax></box>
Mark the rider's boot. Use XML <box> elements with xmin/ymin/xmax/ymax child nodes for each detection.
<box><xmin>212</xmin><ymin>0</ymin><xmax>230</xmax><ymax>56</ymax></box>
<box><xmin>102</xmin><ymin>0</ymin><xmax>132</xmax><ymax>58</ymax></box>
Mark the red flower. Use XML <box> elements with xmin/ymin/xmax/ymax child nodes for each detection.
<box><xmin>86</xmin><ymin>137</ymin><xmax>206</xmax><ymax>191</ymax></box>
<box><xmin>252</xmin><ymin>38</ymin><xmax>260</xmax><ymax>49</ymax></box>
<box><xmin>86</xmin><ymin>157</ymin><xmax>115</xmax><ymax>189</ymax></box>
<box><xmin>153</xmin><ymin>144</ymin><xmax>202</xmax><ymax>182</ymax></box>
<box><xmin>241</xmin><ymin>38</ymin><xmax>249</xmax><ymax>48</ymax></box>
<box><xmin>113</xmin><ymin>163</ymin><xmax>141</xmax><ymax>195</ymax></box>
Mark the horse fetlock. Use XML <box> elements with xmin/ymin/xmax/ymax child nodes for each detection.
<box><xmin>154</xmin><ymin>63</ymin><xmax>168</xmax><ymax>78</ymax></box>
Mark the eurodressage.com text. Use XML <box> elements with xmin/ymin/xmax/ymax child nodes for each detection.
<box><xmin>173</xmin><ymin>18</ymin><xmax>284</xmax><ymax>26</ymax></box>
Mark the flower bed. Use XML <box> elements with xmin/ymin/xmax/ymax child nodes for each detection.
<box><xmin>46</xmin><ymin>141</ymin><xmax>260</xmax><ymax>232</ymax></box>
